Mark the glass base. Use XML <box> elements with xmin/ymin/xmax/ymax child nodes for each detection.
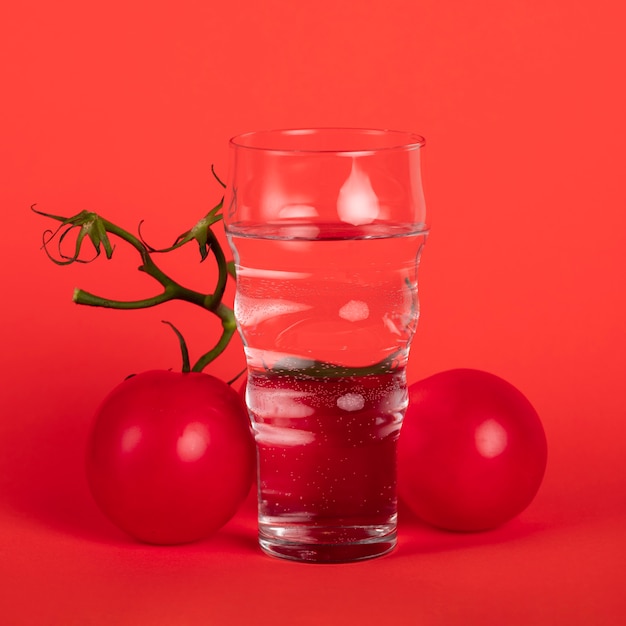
<box><xmin>258</xmin><ymin>519</ymin><xmax>397</xmax><ymax>563</ymax></box>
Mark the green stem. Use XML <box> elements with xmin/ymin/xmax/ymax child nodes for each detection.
<box><xmin>81</xmin><ymin>222</ymin><xmax>238</xmax><ymax>371</ymax></box>
<box><xmin>162</xmin><ymin>321</ymin><xmax>191</xmax><ymax>373</ymax></box>
<box><xmin>102</xmin><ymin>219</ymin><xmax>190</xmax><ymax>293</ymax></box>
<box><xmin>191</xmin><ymin>303</ymin><xmax>237</xmax><ymax>372</ymax></box>
<box><xmin>203</xmin><ymin>230</ymin><xmax>228</xmax><ymax>311</ymax></box>
<box><xmin>36</xmin><ymin>201</ymin><xmax>240</xmax><ymax>375</ymax></box>
<box><xmin>94</xmin><ymin>219</ymin><xmax>238</xmax><ymax>371</ymax></box>
<box><xmin>73</xmin><ymin>288</ymin><xmax>175</xmax><ymax>309</ymax></box>
<box><xmin>86</xmin><ymin>218</ymin><xmax>219</xmax><ymax>310</ymax></box>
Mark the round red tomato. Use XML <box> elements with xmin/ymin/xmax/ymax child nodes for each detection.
<box><xmin>86</xmin><ymin>370</ymin><xmax>255</xmax><ymax>544</ymax></box>
<box><xmin>397</xmin><ymin>369</ymin><xmax>547</xmax><ymax>531</ymax></box>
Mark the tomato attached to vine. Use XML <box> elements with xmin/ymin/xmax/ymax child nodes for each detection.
<box><xmin>34</xmin><ymin>169</ymin><xmax>255</xmax><ymax>545</ymax></box>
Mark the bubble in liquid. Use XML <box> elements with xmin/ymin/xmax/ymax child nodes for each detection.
<box><xmin>338</xmin><ymin>300</ymin><xmax>369</xmax><ymax>322</ymax></box>
<box><xmin>337</xmin><ymin>393</ymin><xmax>366</xmax><ymax>412</ymax></box>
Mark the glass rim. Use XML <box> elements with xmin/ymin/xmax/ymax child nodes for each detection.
<box><xmin>229</xmin><ymin>127</ymin><xmax>426</xmax><ymax>155</ymax></box>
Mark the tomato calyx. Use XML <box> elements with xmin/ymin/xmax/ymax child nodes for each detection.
<box><xmin>35</xmin><ymin>170</ymin><xmax>257</xmax><ymax>545</ymax></box>
<box><xmin>33</xmin><ymin>168</ymin><xmax>238</xmax><ymax>374</ymax></box>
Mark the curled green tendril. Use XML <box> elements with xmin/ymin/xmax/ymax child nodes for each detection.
<box><xmin>33</xmin><ymin>206</ymin><xmax>115</xmax><ymax>265</ymax></box>
<box><xmin>33</xmin><ymin>170</ymin><xmax>238</xmax><ymax>375</ymax></box>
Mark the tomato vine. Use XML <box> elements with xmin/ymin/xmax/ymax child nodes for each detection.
<box><xmin>33</xmin><ymin>168</ymin><xmax>237</xmax><ymax>374</ymax></box>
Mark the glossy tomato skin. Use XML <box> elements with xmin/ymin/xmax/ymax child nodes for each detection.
<box><xmin>86</xmin><ymin>370</ymin><xmax>255</xmax><ymax>544</ymax></box>
<box><xmin>397</xmin><ymin>369</ymin><xmax>547</xmax><ymax>532</ymax></box>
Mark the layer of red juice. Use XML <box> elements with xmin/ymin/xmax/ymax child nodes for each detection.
<box><xmin>246</xmin><ymin>369</ymin><xmax>407</xmax><ymax>525</ymax></box>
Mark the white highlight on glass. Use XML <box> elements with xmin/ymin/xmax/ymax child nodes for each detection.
<box><xmin>278</xmin><ymin>205</ymin><xmax>321</xmax><ymax>239</ymax></box>
<box><xmin>252</xmin><ymin>389</ymin><xmax>316</xmax><ymax>419</ymax></box>
<box><xmin>337</xmin><ymin>393</ymin><xmax>366</xmax><ymax>412</ymax></box>
<box><xmin>261</xmin><ymin>169</ymin><xmax>313</xmax><ymax>222</ymax></box>
<box><xmin>382</xmin><ymin>313</ymin><xmax>402</xmax><ymax>335</ymax></box>
<box><xmin>254</xmin><ymin>424</ymin><xmax>316</xmax><ymax>447</ymax></box>
<box><xmin>278</xmin><ymin>205</ymin><xmax>319</xmax><ymax>219</ymax></box>
<box><xmin>235</xmin><ymin>267</ymin><xmax>312</xmax><ymax>279</ymax></box>
<box><xmin>339</xmin><ymin>300</ymin><xmax>370</xmax><ymax>322</ymax></box>
<box><xmin>474</xmin><ymin>419</ymin><xmax>508</xmax><ymax>458</ymax></box>
<box><xmin>379</xmin><ymin>388</ymin><xmax>409</xmax><ymax>414</ymax></box>
<box><xmin>235</xmin><ymin>295</ymin><xmax>313</xmax><ymax>326</ymax></box>
<box><xmin>337</xmin><ymin>159</ymin><xmax>380</xmax><ymax>225</ymax></box>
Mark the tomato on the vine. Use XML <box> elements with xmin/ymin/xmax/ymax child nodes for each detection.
<box><xmin>398</xmin><ymin>369</ymin><xmax>547</xmax><ymax>532</ymax></box>
<box><xmin>86</xmin><ymin>370</ymin><xmax>255</xmax><ymax>545</ymax></box>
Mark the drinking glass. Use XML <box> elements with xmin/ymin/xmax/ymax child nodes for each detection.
<box><xmin>223</xmin><ymin>128</ymin><xmax>428</xmax><ymax>562</ymax></box>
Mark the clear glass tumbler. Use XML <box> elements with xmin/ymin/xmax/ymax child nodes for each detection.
<box><xmin>223</xmin><ymin>128</ymin><xmax>428</xmax><ymax>562</ymax></box>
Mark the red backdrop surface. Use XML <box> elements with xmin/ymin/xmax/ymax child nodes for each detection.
<box><xmin>1</xmin><ymin>1</ymin><xmax>625</xmax><ymax>624</ymax></box>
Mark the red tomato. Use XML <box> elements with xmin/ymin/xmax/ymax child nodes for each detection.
<box><xmin>86</xmin><ymin>370</ymin><xmax>255</xmax><ymax>544</ymax></box>
<box><xmin>397</xmin><ymin>369</ymin><xmax>547</xmax><ymax>531</ymax></box>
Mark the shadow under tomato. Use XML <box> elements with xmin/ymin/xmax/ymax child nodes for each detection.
<box><xmin>0</xmin><ymin>406</ymin><xmax>126</xmax><ymax>543</ymax></box>
<box><xmin>394</xmin><ymin>499</ymin><xmax>550</xmax><ymax>557</ymax></box>
<box><xmin>1</xmin><ymin>407</ymin><xmax>259</xmax><ymax>550</ymax></box>
<box><xmin>2</xmin><ymin>407</ymin><xmax>544</xmax><ymax>555</ymax></box>
<box><xmin>203</xmin><ymin>493</ymin><xmax>261</xmax><ymax>555</ymax></box>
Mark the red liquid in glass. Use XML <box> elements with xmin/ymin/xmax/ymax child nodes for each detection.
<box><xmin>246</xmin><ymin>367</ymin><xmax>407</xmax><ymax>561</ymax></box>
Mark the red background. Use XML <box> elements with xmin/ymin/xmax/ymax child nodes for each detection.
<box><xmin>1</xmin><ymin>0</ymin><xmax>625</xmax><ymax>624</ymax></box>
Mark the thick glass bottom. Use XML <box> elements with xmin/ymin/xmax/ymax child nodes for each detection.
<box><xmin>258</xmin><ymin>517</ymin><xmax>397</xmax><ymax>563</ymax></box>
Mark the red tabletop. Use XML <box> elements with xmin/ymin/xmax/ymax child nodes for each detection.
<box><xmin>1</xmin><ymin>385</ymin><xmax>624</xmax><ymax>625</ymax></box>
